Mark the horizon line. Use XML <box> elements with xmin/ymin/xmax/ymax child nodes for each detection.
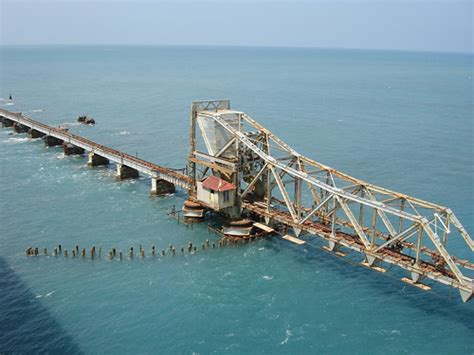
<box><xmin>0</xmin><ymin>43</ymin><xmax>472</xmax><ymax>56</ymax></box>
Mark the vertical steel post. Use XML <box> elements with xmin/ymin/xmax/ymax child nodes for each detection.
<box><xmin>415</xmin><ymin>225</ymin><xmax>423</xmax><ymax>265</ymax></box>
<box><xmin>399</xmin><ymin>199</ymin><xmax>405</xmax><ymax>233</ymax></box>
<box><xmin>371</xmin><ymin>208</ymin><xmax>377</xmax><ymax>247</ymax></box>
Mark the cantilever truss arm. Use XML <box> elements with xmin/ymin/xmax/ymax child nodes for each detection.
<box><xmin>196</xmin><ymin>108</ymin><xmax>473</xmax><ymax>301</ymax></box>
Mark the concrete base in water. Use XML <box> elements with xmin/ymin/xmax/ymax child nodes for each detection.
<box><xmin>29</xmin><ymin>129</ymin><xmax>46</xmax><ymax>138</ymax></box>
<box><xmin>43</xmin><ymin>135</ymin><xmax>64</xmax><ymax>147</ymax></box>
<box><xmin>0</xmin><ymin>117</ymin><xmax>14</xmax><ymax>127</ymax></box>
<box><xmin>13</xmin><ymin>123</ymin><xmax>30</xmax><ymax>134</ymax></box>
<box><xmin>87</xmin><ymin>152</ymin><xmax>109</xmax><ymax>166</ymax></box>
<box><xmin>150</xmin><ymin>178</ymin><xmax>175</xmax><ymax>195</ymax></box>
<box><xmin>62</xmin><ymin>144</ymin><xmax>85</xmax><ymax>156</ymax></box>
<box><xmin>116</xmin><ymin>164</ymin><xmax>139</xmax><ymax>180</ymax></box>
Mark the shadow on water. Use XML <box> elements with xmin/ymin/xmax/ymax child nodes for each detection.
<box><xmin>0</xmin><ymin>256</ymin><xmax>82</xmax><ymax>354</ymax></box>
<box><xmin>268</xmin><ymin>238</ymin><xmax>474</xmax><ymax>331</ymax></box>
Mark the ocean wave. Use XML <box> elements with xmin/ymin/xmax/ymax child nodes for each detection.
<box><xmin>4</xmin><ymin>137</ymin><xmax>33</xmax><ymax>144</ymax></box>
<box><xmin>28</xmin><ymin>109</ymin><xmax>45</xmax><ymax>113</ymax></box>
<box><xmin>4</xmin><ymin>102</ymin><xmax>14</xmax><ymax>106</ymax></box>
<box><xmin>111</xmin><ymin>130</ymin><xmax>131</xmax><ymax>136</ymax></box>
<box><xmin>60</xmin><ymin>122</ymin><xmax>82</xmax><ymax>126</ymax></box>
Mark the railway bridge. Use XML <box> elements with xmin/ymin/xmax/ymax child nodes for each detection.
<box><xmin>1</xmin><ymin>101</ymin><xmax>473</xmax><ymax>303</ymax></box>
<box><xmin>0</xmin><ymin>108</ymin><xmax>191</xmax><ymax>194</ymax></box>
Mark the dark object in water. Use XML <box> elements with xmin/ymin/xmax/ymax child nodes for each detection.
<box><xmin>77</xmin><ymin>115</ymin><xmax>95</xmax><ymax>125</ymax></box>
<box><xmin>9</xmin><ymin>94</ymin><xmax>12</xmax><ymax>100</ymax></box>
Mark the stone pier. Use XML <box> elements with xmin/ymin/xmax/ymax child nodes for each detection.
<box><xmin>87</xmin><ymin>152</ymin><xmax>109</xmax><ymax>166</ymax></box>
<box><xmin>116</xmin><ymin>164</ymin><xmax>139</xmax><ymax>180</ymax></box>
<box><xmin>150</xmin><ymin>178</ymin><xmax>175</xmax><ymax>195</ymax></box>
<box><xmin>62</xmin><ymin>143</ymin><xmax>85</xmax><ymax>156</ymax></box>
<box><xmin>43</xmin><ymin>135</ymin><xmax>64</xmax><ymax>147</ymax></box>
<box><xmin>0</xmin><ymin>117</ymin><xmax>14</xmax><ymax>127</ymax></box>
<box><xmin>12</xmin><ymin>122</ymin><xmax>29</xmax><ymax>133</ymax></box>
<box><xmin>29</xmin><ymin>129</ymin><xmax>46</xmax><ymax>138</ymax></box>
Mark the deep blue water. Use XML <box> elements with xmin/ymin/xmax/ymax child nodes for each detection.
<box><xmin>0</xmin><ymin>46</ymin><xmax>473</xmax><ymax>353</ymax></box>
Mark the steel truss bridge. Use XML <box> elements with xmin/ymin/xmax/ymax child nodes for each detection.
<box><xmin>189</xmin><ymin>100</ymin><xmax>473</xmax><ymax>302</ymax></box>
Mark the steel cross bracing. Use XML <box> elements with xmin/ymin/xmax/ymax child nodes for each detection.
<box><xmin>192</xmin><ymin>101</ymin><xmax>473</xmax><ymax>302</ymax></box>
<box><xmin>0</xmin><ymin>109</ymin><xmax>192</xmax><ymax>189</ymax></box>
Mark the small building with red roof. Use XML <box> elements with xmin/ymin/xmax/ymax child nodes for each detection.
<box><xmin>197</xmin><ymin>175</ymin><xmax>236</xmax><ymax>210</ymax></box>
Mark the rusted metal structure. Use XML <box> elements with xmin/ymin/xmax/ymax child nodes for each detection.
<box><xmin>187</xmin><ymin>100</ymin><xmax>473</xmax><ymax>302</ymax></box>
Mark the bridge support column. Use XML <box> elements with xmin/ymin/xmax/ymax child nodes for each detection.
<box><xmin>63</xmin><ymin>143</ymin><xmax>85</xmax><ymax>156</ymax></box>
<box><xmin>12</xmin><ymin>122</ymin><xmax>29</xmax><ymax>133</ymax></box>
<box><xmin>116</xmin><ymin>164</ymin><xmax>139</xmax><ymax>180</ymax></box>
<box><xmin>150</xmin><ymin>178</ymin><xmax>175</xmax><ymax>195</ymax></box>
<box><xmin>460</xmin><ymin>285</ymin><xmax>473</xmax><ymax>303</ymax></box>
<box><xmin>1</xmin><ymin>117</ymin><xmax>14</xmax><ymax>127</ymax></box>
<box><xmin>43</xmin><ymin>135</ymin><xmax>64</xmax><ymax>147</ymax></box>
<box><xmin>87</xmin><ymin>152</ymin><xmax>109</xmax><ymax>166</ymax></box>
<box><xmin>29</xmin><ymin>129</ymin><xmax>45</xmax><ymax>138</ymax></box>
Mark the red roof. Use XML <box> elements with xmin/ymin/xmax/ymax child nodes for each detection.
<box><xmin>201</xmin><ymin>176</ymin><xmax>236</xmax><ymax>192</ymax></box>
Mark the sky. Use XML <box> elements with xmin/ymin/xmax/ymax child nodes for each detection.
<box><xmin>0</xmin><ymin>0</ymin><xmax>472</xmax><ymax>53</ymax></box>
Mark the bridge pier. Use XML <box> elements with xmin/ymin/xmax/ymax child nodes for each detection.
<box><xmin>29</xmin><ymin>129</ymin><xmax>45</xmax><ymax>138</ymax></box>
<box><xmin>43</xmin><ymin>135</ymin><xmax>64</xmax><ymax>147</ymax></box>
<box><xmin>88</xmin><ymin>152</ymin><xmax>109</xmax><ymax>166</ymax></box>
<box><xmin>0</xmin><ymin>116</ymin><xmax>14</xmax><ymax>127</ymax></box>
<box><xmin>116</xmin><ymin>164</ymin><xmax>139</xmax><ymax>180</ymax></box>
<box><xmin>150</xmin><ymin>178</ymin><xmax>175</xmax><ymax>195</ymax></box>
<box><xmin>12</xmin><ymin>122</ymin><xmax>29</xmax><ymax>133</ymax></box>
<box><xmin>63</xmin><ymin>143</ymin><xmax>85</xmax><ymax>156</ymax></box>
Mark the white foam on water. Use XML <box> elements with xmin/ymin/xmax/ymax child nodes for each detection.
<box><xmin>45</xmin><ymin>291</ymin><xmax>55</xmax><ymax>297</ymax></box>
<box><xmin>280</xmin><ymin>328</ymin><xmax>292</xmax><ymax>345</ymax></box>
<box><xmin>4</xmin><ymin>137</ymin><xmax>32</xmax><ymax>144</ymax></box>
<box><xmin>262</xmin><ymin>275</ymin><xmax>273</xmax><ymax>280</ymax></box>
<box><xmin>28</xmin><ymin>109</ymin><xmax>45</xmax><ymax>113</ymax></box>
<box><xmin>4</xmin><ymin>102</ymin><xmax>14</xmax><ymax>106</ymax></box>
<box><xmin>60</xmin><ymin>122</ymin><xmax>82</xmax><ymax>126</ymax></box>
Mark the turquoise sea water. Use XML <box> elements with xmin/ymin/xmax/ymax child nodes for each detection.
<box><xmin>0</xmin><ymin>46</ymin><xmax>473</xmax><ymax>354</ymax></box>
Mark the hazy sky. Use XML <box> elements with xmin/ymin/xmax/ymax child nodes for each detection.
<box><xmin>1</xmin><ymin>0</ymin><xmax>472</xmax><ymax>53</ymax></box>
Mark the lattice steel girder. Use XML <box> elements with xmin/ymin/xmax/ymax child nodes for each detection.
<box><xmin>190</xmin><ymin>101</ymin><xmax>473</xmax><ymax>301</ymax></box>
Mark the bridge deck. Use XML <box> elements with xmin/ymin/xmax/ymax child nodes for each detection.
<box><xmin>242</xmin><ymin>200</ymin><xmax>474</xmax><ymax>294</ymax></box>
<box><xmin>0</xmin><ymin>109</ymin><xmax>192</xmax><ymax>190</ymax></box>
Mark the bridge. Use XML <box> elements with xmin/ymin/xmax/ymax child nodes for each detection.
<box><xmin>2</xmin><ymin>101</ymin><xmax>473</xmax><ymax>303</ymax></box>
<box><xmin>0</xmin><ymin>108</ymin><xmax>192</xmax><ymax>193</ymax></box>
<box><xmin>187</xmin><ymin>99</ymin><xmax>474</xmax><ymax>302</ymax></box>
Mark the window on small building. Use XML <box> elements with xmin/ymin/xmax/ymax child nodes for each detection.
<box><xmin>223</xmin><ymin>190</ymin><xmax>230</xmax><ymax>202</ymax></box>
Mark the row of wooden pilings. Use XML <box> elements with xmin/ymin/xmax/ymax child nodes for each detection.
<box><xmin>25</xmin><ymin>238</ymin><xmax>248</xmax><ymax>261</ymax></box>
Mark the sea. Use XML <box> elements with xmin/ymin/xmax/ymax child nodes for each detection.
<box><xmin>0</xmin><ymin>46</ymin><xmax>473</xmax><ymax>354</ymax></box>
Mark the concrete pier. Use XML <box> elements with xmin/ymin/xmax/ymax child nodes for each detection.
<box><xmin>150</xmin><ymin>178</ymin><xmax>175</xmax><ymax>195</ymax></box>
<box><xmin>43</xmin><ymin>135</ymin><xmax>64</xmax><ymax>147</ymax></box>
<box><xmin>13</xmin><ymin>122</ymin><xmax>29</xmax><ymax>133</ymax></box>
<box><xmin>29</xmin><ymin>129</ymin><xmax>46</xmax><ymax>138</ymax></box>
<box><xmin>116</xmin><ymin>164</ymin><xmax>139</xmax><ymax>180</ymax></box>
<box><xmin>0</xmin><ymin>116</ymin><xmax>14</xmax><ymax>127</ymax></box>
<box><xmin>88</xmin><ymin>152</ymin><xmax>109</xmax><ymax>166</ymax></box>
<box><xmin>62</xmin><ymin>143</ymin><xmax>85</xmax><ymax>156</ymax></box>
